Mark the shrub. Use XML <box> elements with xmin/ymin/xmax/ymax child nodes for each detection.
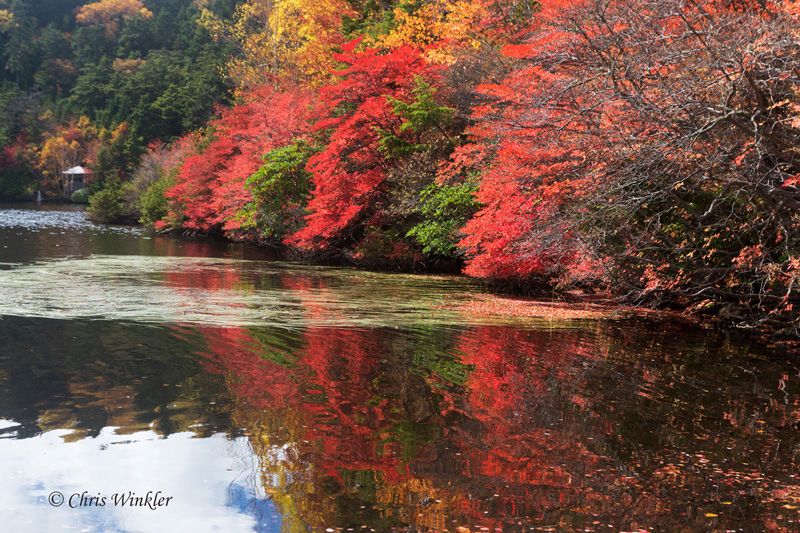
<box><xmin>87</xmin><ymin>184</ymin><xmax>128</xmax><ymax>223</ymax></box>
<box><xmin>138</xmin><ymin>176</ymin><xmax>171</xmax><ymax>227</ymax></box>
<box><xmin>70</xmin><ymin>188</ymin><xmax>90</xmax><ymax>204</ymax></box>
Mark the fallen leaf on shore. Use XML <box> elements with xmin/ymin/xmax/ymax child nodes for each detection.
<box><xmin>439</xmin><ymin>294</ymin><xmax>631</xmax><ymax>321</ymax></box>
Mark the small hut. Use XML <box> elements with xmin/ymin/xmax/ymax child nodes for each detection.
<box><xmin>62</xmin><ymin>166</ymin><xmax>91</xmax><ymax>196</ymax></box>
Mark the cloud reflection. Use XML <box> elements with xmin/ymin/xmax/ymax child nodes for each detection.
<box><xmin>0</xmin><ymin>424</ymin><xmax>276</xmax><ymax>532</ymax></box>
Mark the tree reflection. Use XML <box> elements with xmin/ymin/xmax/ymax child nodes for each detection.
<box><xmin>194</xmin><ymin>312</ymin><xmax>800</xmax><ymax>531</ymax></box>
<box><xmin>1</xmin><ymin>264</ymin><xmax>797</xmax><ymax>531</ymax></box>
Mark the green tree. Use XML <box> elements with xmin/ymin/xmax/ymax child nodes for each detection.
<box><xmin>239</xmin><ymin>140</ymin><xmax>317</xmax><ymax>240</ymax></box>
<box><xmin>2</xmin><ymin>0</ymin><xmax>39</xmax><ymax>87</ymax></box>
<box><xmin>406</xmin><ymin>181</ymin><xmax>477</xmax><ymax>257</ymax></box>
<box><xmin>87</xmin><ymin>180</ymin><xmax>130</xmax><ymax>222</ymax></box>
<box><xmin>34</xmin><ymin>25</ymin><xmax>76</xmax><ymax>100</ymax></box>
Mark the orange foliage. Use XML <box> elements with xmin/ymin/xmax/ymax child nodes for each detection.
<box><xmin>377</xmin><ymin>0</ymin><xmax>491</xmax><ymax>63</ymax></box>
<box><xmin>76</xmin><ymin>0</ymin><xmax>153</xmax><ymax>36</ymax></box>
<box><xmin>200</xmin><ymin>0</ymin><xmax>354</xmax><ymax>88</ymax></box>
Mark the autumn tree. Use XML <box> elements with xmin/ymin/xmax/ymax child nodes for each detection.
<box><xmin>199</xmin><ymin>0</ymin><xmax>354</xmax><ymax>88</ymax></box>
<box><xmin>75</xmin><ymin>0</ymin><xmax>153</xmax><ymax>37</ymax></box>
<box><xmin>287</xmin><ymin>42</ymin><xmax>439</xmax><ymax>255</ymax></box>
<box><xmin>36</xmin><ymin>116</ymin><xmax>100</xmax><ymax>196</ymax></box>
<box><xmin>463</xmin><ymin>0</ymin><xmax>800</xmax><ymax>332</ymax></box>
<box><xmin>124</xmin><ymin>138</ymin><xmax>192</xmax><ymax>226</ymax></box>
<box><xmin>376</xmin><ymin>0</ymin><xmax>491</xmax><ymax>63</ymax></box>
<box><xmin>164</xmin><ymin>85</ymin><xmax>317</xmax><ymax>235</ymax></box>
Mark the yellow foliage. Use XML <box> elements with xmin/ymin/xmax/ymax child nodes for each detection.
<box><xmin>112</xmin><ymin>57</ymin><xmax>145</xmax><ymax>75</ymax></box>
<box><xmin>39</xmin><ymin>137</ymin><xmax>81</xmax><ymax>178</ymax></box>
<box><xmin>0</xmin><ymin>9</ymin><xmax>13</xmax><ymax>30</ymax></box>
<box><xmin>198</xmin><ymin>0</ymin><xmax>353</xmax><ymax>89</ymax></box>
<box><xmin>109</xmin><ymin>122</ymin><xmax>129</xmax><ymax>143</ymax></box>
<box><xmin>269</xmin><ymin>0</ymin><xmax>353</xmax><ymax>84</ymax></box>
<box><xmin>76</xmin><ymin>115</ymin><xmax>95</xmax><ymax>134</ymax></box>
<box><xmin>76</xmin><ymin>0</ymin><xmax>153</xmax><ymax>37</ymax></box>
<box><xmin>377</xmin><ymin>0</ymin><xmax>489</xmax><ymax>64</ymax></box>
<box><xmin>37</xmin><ymin>117</ymin><xmax>102</xmax><ymax>193</ymax></box>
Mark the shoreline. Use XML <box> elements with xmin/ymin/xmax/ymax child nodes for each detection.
<box><xmin>166</xmin><ymin>231</ymin><xmax>800</xmax><ymax>349</ymax></box>
<box><xmin>4</xmin><ymin>199</ymin><xmax>796</xmax><ymax>346</ymax></box>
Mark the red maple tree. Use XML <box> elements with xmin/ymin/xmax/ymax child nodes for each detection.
<box><xmin>166</xmin><ymin>85</ymin><xmax>317</xmax><ymax>236</ymax></box>
<box><xmin>288</xmin><ymin>41</ymin><xmax>435</xmax><ymax>250</ymax></box>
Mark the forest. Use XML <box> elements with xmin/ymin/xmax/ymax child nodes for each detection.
<box><xmin>0</xmin><ymin>0</ymin><xmax>797</xmax><ymax>337</ymax></box>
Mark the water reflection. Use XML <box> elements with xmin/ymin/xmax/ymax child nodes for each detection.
<box><xmin>0</xmin><ymin>202</ymin><xmax>278</xmax><ymax>266</ymax></box>
<box><xmin>0</xmin><ymin>427</ymin><xmax>275</xmax><ymax>532</ymax></box>
<box><xmin>205</xmin><ymin>324</ymin><xmax>800</xmax><ymax>531</ymax></box>
<box><xmin>1</xmin><ymin>205</ymin><xmax>799</xmax><ymax>532</ymax></box>
<box><xmin>0</xmin><ymin>255</ymin><xmax>487</xmax><ymax>328</ymax></box>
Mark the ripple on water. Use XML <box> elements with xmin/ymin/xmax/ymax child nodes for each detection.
<box><xmin>0</xmin><ymin>207</ymin><xmax>140</xmax><ymax>235</ymax></box>
<box><xmin>0</xmin><ymin>254</ymin><xmax>525</xmax><ymax>329</ymax></box>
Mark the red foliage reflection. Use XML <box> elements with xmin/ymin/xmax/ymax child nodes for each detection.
<box><xmin>170</xmin><ymin>268</ymin><xmax>800</xmax><ymax>531</ymax></box>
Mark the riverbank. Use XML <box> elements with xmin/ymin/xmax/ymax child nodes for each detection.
<box><xmin>102</xmin><ymin>212</ymin><xmax>793</xmax><ymax>345</ymax></box>
<box><xmin>161</xmin><ymin>225</ymin><xmax>800</xmax><ymax>348</ymax></box>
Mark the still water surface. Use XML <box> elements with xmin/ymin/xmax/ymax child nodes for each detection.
<box><xmin>0</xmin><ymin>203</ymin><xmax>798</xmax><ymax>532</ymax></box>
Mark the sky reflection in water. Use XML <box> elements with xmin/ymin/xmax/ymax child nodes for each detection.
<box><xmin>0</xmin><ymin>427</ymin><xmax>277</xmax><ymax>532</ymax></box>
<box><xmin>1</xmin><ymin>205</ymin><xmax>799</xmax><ymax>532</ymax></box>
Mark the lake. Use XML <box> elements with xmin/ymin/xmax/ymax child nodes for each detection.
<box><xmin>0</xmin><ymin>203</ymin><xmax>798</xmax><ymax>532</ymax></box>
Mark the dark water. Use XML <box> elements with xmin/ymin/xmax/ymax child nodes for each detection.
<box><xmin>1</xmin><ymin>203</ymin><xmax>798</xmax><ymax>532</ymax></box>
